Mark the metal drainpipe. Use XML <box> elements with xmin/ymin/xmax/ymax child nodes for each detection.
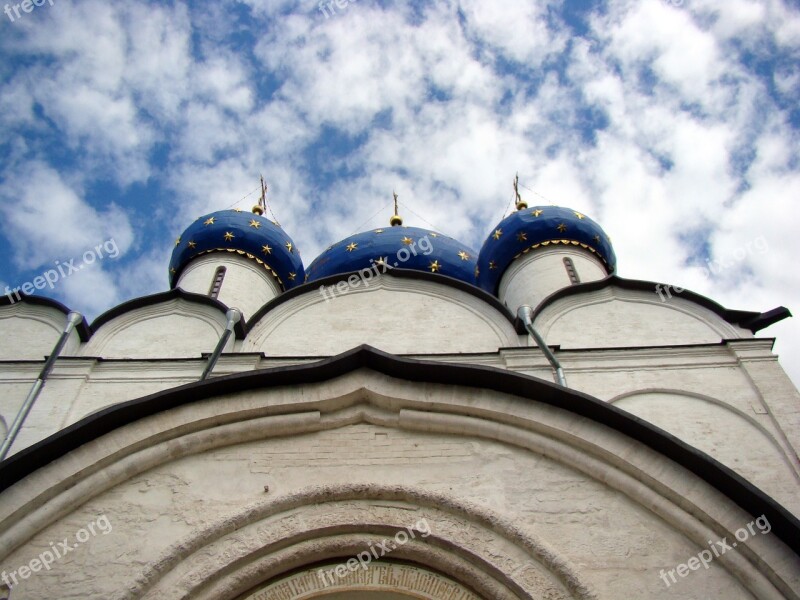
<box><xmin>200</xmin><ymin>308</ymin><xmax>242</xmax><ymax>381</ymax></box>
<box><xmin>0</xmin><ymin>311</ymin><xmax>83</xmax><ymax>461</ymax></box>
<box><xmin>517</xmin><ymin>305</ymin><xmax>567</xmax><ymax>387</ymax></box>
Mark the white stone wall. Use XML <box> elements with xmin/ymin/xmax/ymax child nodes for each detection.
<box><xmin>0</xmin><ymin>304</ymin><xmax>81</xmax><ymax>360</ymax></box>
<box><xmin>177</xmin><ymin>253</ymin><xmax>281</xmax><ymax>320</ymax></box>
<box><xmin>0</xmin><ymin>278</ymin><xmax>798</xmax><ymax>525</ymax></box>
<box><xmin>499</xmin><ymin>247</ymin><xmax>608</xmax><ymax>311</ymax></box>
<box><xmin>0</xmin><ymin>371</ymin><xmax>796</xmax><ymax>599</ymax></box>
<box><xmin>612</xmin><ymin>390</ymin><xmax>800</xmax><ymax>515</ymax></box>
<box><xmin>243</xmin><ymin>277</ymin><xmax>522</xmax><ymax>356</ymax></box>
<box><xmin>2</xmin><ymin>339</ymin><xmax>798</xmax><ymax>519</ymax></box>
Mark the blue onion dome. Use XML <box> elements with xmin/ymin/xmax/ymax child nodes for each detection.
<box><xmin>306</xmin><ymin>224</ymin><xmax>478</xmax><ymax>286</ymax></box>
<box><xmin>169</xmin><ymin>208</ymin><xmax>305</xmax><ymax>290</ymax></box>
<box><xmin>476</xmin><ymin>205</ymin><xmax>616</xmax><ymax>294</ymax></box>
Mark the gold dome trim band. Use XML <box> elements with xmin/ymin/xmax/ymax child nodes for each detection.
<box><xmin>512</xmin><ymin>239</ymin><xmax>611</xmax><ymax>268</ymax></box>
<box><xmin>193</xmin><ymin>248</ymin><xmax>286</xmax><ymax>290</ymax></box>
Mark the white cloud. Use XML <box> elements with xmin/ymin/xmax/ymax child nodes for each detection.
<box><xmin>1</xmin><ymin>0</ymin><xmax>799</xmax><ymax>386</ymax></box>
<box><xmin>0</xmin><ymin>162</ymin><xmax>134</xmax><ymax>270</ymax></box>
<box><xmin>458</xmin><ymin>0</ymin><xmax>567</xmax><ymax>66</ymax></box>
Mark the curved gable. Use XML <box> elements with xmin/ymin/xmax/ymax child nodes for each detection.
<box><xmin>244</xmin><ymin>271</ymin><xmax>522</xmax><ymax>355</ymax></box>
<box><xmin>0</xmin><ymin>298</ymin><xmax>86</xmax><ymax>359</ymax></box>
<box><xmin>535</xmin><ymin>283</ymin><xmax>762</xmax><ymax>348</ymax></box>
<box><xmin>83</xmin><ymin>293</ymin><xmax>234</xmax><ymax>358</ymax></box>
<box><xmin>531</xmin><ymin>276</ymin><xmax>789</xmax><ymax>349</ymax></box>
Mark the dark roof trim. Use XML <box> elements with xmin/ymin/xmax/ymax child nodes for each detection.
<box><xmin>0</xmin><ymin>345</ymin><xmax>798</xmax><ymax>556</ymax></box>
<box><xmin>739</xmin><ymin>307</ymin><xmax>793</xmax><ymax>332</ymax></box>
<box><xmin>0</xmin><ymin>293</ymin><xmax>91</xmax><ymax>341</ymax></box>
<box><xmin>532</xmin><ymin>275</ymin><xmax>791</xmax><ymax>333</ymax></box>
<box><xmin>90</xmin><ymin>288</ymin><xmax>247</xmax><ymax>338</ymax></box>
<box><xmin>247</xmin><ymin>268</ymin><xmax>527</xmax><ymax>334</ymax></box>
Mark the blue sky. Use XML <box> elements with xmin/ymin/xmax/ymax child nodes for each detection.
<box><xmin>1</xmin><ymin>0</ymin><xmax>799</xmax><ymax>384</ymax></box>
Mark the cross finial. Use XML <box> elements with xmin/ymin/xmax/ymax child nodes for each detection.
<box><xmin>252</xmin><ymin>175</ymin><xmax>267</xmax><ymax>215</ymax></box>
<box><xmin>514</xmin><ymin>173</ymin><xmax>527</xmax><ymax>210</ymax></box>
<box><xmin>260</xmin><ymin>175</ymin><xmax>268</xmax><ymax>210</ymax></box>
<box><xmin>390</xmin><ymin>190</ymin><xmax>403</xmax><ymax>226</ymax></box>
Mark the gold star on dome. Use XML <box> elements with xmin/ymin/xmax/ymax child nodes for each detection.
<box><xmin>175</xmin><ymin>237</ymin><xmax>181</xmax><ymax>247</ymax></box>
<box><xmin>457</xmin><ymin>250</ymin><xmax>470</xmax><ymax>261</ymax></box>
<box><xmin>489</xmin><ymin>260</ymin><xmax>498</xmax><ymax>270</ymax></box>
<box><xmin>374</xmin><ymin>229</ymin><xmax>384</xmax><ymax>234</ymax></box>
<box><xmin>374</xmin><ymin>256</ymin><xmax>389</xmax><ymax>268</ymax></box>
<box><xmin>516</xmin><ymin>232</ymin><xmax>527</xmax><ymax>242</ymax></box>
<box><xmin>531</xmin><ymin>209</ymin><xmax>543</xmax><ymax>217</ymax></box>
<box><xmin>401</xmin><ymin>236</ymin><xmax>414</xmax><ymax>245</ymax></box>
<box><xmin>429</xmin><ymin>233</ymin><xmax>438</xmax><ymax>238</ymax></box>
<box><xmin>224</xmin><ymin>231</ymin><xmax>235</xmax><ymax>241</ymax></box>
<box><xmin>557</xmin><ymin>223</ymin><xmax>568</xmax><ymax>233</ymax></box>
<box><xmin>204</xmin><ymin>217</ymin><xmax>215</xmax><ymax>226</ymax></box>
<box><xmin>288</xmin><ymin>272</ymin><xmax>297</xmax><ymax>281</ymax></box>
<box><xmin>429</xmin><ymin>260</ymin><xmax>441</xmax><ymax>273</ymax></box>
<box><xmin>170</xmin><ymin>267</ymin><xmax>176</xmax><ymax>274</ymax></box>
<box><xmin>346</xmin><ymin>242</ymin><xmax>358</xmax><ymax>252</ymax></box>
<box><xmin>285</xmin><ymin>241</ymin><xmax>293</xmax><ymax>253</ymax></box>
<box><xmin>188</xmin><ymin>241</ymin><xmax>196</xmax><ymax>249</ymax></box>
<box><xmin>233</xmin><ymin>208</ymin><xmax>243</xmax><ymax>213</ymax></box>
<box><xmin>474</xmin><ymin>266</ymin><xmax>480</xmax><ymax>277</ymax></box>
<box><xmin>574</xmin><ymin>211</ymin><xmax>585</xmax><ymax>219</ymax></box>
<box><xmin>249</xmin><ymin>219</ymin><xmax>261</xmax><ymax>228</ymax></box>
<box><xmin>492</xmin><ymin>229</ymin><xmax>503</xmax><ymax>240</ymax></box>
<box><xmin>593</xmin><ymin>235</ymin><xmax>601</xmax><ymax>244</ymax></box>
<box><xmin>262</xmin><ymin>244</ymin><xmax>272</xmax><ymax>254</ymax></box>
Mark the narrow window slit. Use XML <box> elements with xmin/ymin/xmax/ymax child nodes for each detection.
<box><xmin>563</xmin><ymin>257</ymin><xmax>580</xmax><ymax>284</ymax></box>
<box><xmin>209</xmin><ymin>266</ymin><xmax>227</xmax><ymax>298</ymax></box>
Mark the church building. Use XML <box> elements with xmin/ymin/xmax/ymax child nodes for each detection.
<box><xmin>1</xmin><ymin>181</ymin><xmax>798</xmax><ymax>599</ymax></box>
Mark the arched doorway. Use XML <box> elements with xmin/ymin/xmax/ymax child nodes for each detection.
<box><xmin>240</xmin><ymin>561</ymin><xmax>483</xmax><ymax>599</ymax></box>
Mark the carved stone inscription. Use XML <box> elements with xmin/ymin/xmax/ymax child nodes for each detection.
<box><xmin>244</xmin><ymin>561</ymin><xmax>483</xmax><ymax>600</ymax></box>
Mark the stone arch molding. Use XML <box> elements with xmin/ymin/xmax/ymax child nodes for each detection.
<box><xmin>608</xmin><ymin>387</ymin><xmax>796</xmax><ymax>469</ymax></box>
<box><xmin>128</xmin><ymin>486</ymin><xmax>596</xmax><ymax>600</ymax></box>
<box><xmin>0</xmin><ymin>350</ymin><xmax>798</xmax><ymax>599</ymax></box>
<box><xmin>608</xmin><ymin>387</ymin><xmax>800</xmax><ymax>514</ymax></box>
